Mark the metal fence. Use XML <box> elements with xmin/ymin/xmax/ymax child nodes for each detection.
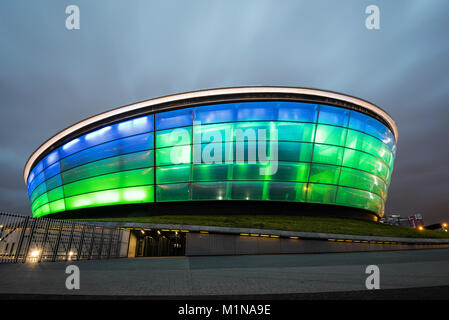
<box><xmin>0</xmin><ymin>213</ymin><xmax>129</xmax><ymax>263</ymax></box>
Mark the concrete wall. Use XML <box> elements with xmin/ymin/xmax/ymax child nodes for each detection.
<box><xmin>119</xmin><ymin>229</ymin><xmax>131</xmax><ymax>258</ymax></box>
<box><xmin>127</xmin><ymin>231</ymin><xmax>137</xmax><ymax>258</ymax></box>
<box><xmin>185</xmin><ymin>233</ymin><xmax>449</xmax><ymax>256</ymax></box>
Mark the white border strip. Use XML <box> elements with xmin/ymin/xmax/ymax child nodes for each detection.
<box><xmin>23</xmin><ymin>87</ymin><xmax>398</xmax><ymax>183</ymax></box>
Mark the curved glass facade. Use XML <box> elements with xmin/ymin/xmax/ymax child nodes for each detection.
<box><xmin>26</xmin><ymin>101</ymin><xmax>396</xmax><ymax>218</ymax></box>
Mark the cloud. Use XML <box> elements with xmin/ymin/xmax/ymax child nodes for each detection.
<box><xmin>0</xmin><ymin>0</ymin><xmax>448</xmax><ymax>223</ymax></box>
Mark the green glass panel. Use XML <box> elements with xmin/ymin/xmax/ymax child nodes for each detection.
<box><xmin>277</xmin><ymin>122</ymin><xmax>316</xmax><ymax>142</ymax></box>
<box><xmin>342</xmin><ymin>149</ymin><xmax>389</xmax><ymax>182</ymax></box>
<box><xmin>156</xmin><ymin>164</ymin><xmax>191</xmax><ymax>184</ymax></box>
<box><xmin>194</xmin><ymin>123</ymin><xmax>234</xmax><ymax>144</ymax></box>
<box><xmin>267</xmin><ymin>182</ymin><xmax>307</xmax><ymax>202</ymax></box>
<box><xmin>121</xmin><ymin>186</ymin><xmax>154</xmax><ymax>202</ymax></box>
<box><xmin>30</xmin><ymin>183</ymin><xmax>47</xmax><ymax>203</ymax></box>
<box><xmin>306</xmin><ymin>183</ymin><xmax>336</xmax><ymax>204</ymax></box>
<box><xmin>387</xmin><ymin>154</ymin><xmax>394</xmax><ymax>171</ymax></box>
<box><xmin>49</xmin><ymin>199</ymin><xmax>66</xmax><ymax>213</ymax></box>
<box><xmin>195</xmin><ymin>122</ymin><xmax>315</xmax><ymax>143</ymax></box>
<box><xmin>32</xmin><ymin>192</ymin><xmax>49</xmax><ymax>212</ymax></box>
<box><xmin>270</xmin><ymin>162</ymin><xmax>310</xmax><ymax>182</ymax></box>
<box><xmin>63</xmin><ymin>168</ymin><xmax>154</xmax><ymax>197</ymax></box>
<box><xmin>314</xmin><ymin>124</ymin><xmax>347</xmax><ymax>146</ymax></box>
<box><xmin>191</xmin><ymin>162</ymin><xmax>310</xmax><ymax>183</ymax></box>
<box><xmin>156</xmin><ymin>183</ymin><xmax>190</xmax><ymax>201</ymax></box>
<box><xmin>228</xmin><ymin>181</ymin><xmax>264</xmax><ymax>200</ymax></box>
<box><xmin>336</xmin><ymin>186</ymin><xmax>383</xmax><ymax>214</ymax></box>
<box><xmin>62</xmin><ymin>151</ymin><xmax>153</xmax><ymax>184</ymax></box>
<box><xmin>34</xmin><ymin>203</ymin><xmax>50</xmax><ymax>218</ymax></box>
<box><xmin>45</xmin><ymin>174</ymin><xmax>62</xmax><ymax>191</ymax></box>
<box><xmin>309</xmin><ymin>164</ymin><xmax>340</xmax><ymax>185</ymax></box>
<box><xmin>385</xmin><ymin>169</ymin><xmax>392</xmax><ymax>186</ymax></box>
<box><xmin>232</xmin><ymin>163</ymin><xmax>268</xmax><ymax>181</ymax></box>
<box><xmin>65</xmin><ymin>185</ymin><xmax>154</xmax><ymax>210</ymax></box>
<box><xmin>193</xmin><ymin>164</ymin><xmax>231</xmax><ymax>182</ymax></box>
<box><xmin>156</xmin><ymin>146</ymin><xmax>191</xmax><ymax>166</ymax></box>
<box><xmin>339</xmin><ymin>167</ymin><xmax>387</xmax><ymax>199</ymax></box>
<box><xmin>47</xmin><ymin>186</ymin><xmax>64</xmax><ymax>202</ymax></box>
<box><xmin>156</xmin><ymin>127</ymin><xmax>192</xmax><ymax>148</ymax></box>
<box><xmin>312</xmin><ymin>144</ymin><xmax>344</xmax><ymax>165</ymax></box>
<box><xmin>191</xmin><ymin>182</ymin><xmax>227</xmax><ymax>200</ymax></box>
<box><xmin>278</xmin><ymin>142</ymin><xmax>313</xmax><ymax>162</ymax></box>
<box><xmin>345</xmin><ymin>130</ymin><xmax>393</xmax><ymax>170</ymax></box>
<box><xmin>194</xmin><ymin>142</ymin><xmax>229</xmax><ymax>164</ymax></box>
<box><xmin>234</xmin><ymin>122</ymin><xmax>274</xmax><ymax>142</ymax></box>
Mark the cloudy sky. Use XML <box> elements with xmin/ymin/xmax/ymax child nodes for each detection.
<box><xmin>0</xmin><ymin>0</ymin><xmax>448</xmax><ymax>223</ymax></box>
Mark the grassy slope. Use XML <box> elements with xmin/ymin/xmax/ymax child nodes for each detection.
<box><xmin>74</xmin><ymin>215</ymin><xmax>449</xmax><ymax>239</ymax></box>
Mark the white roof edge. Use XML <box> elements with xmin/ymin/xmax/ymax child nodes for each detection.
<box><xmin>23</xmin><ymin>86</ymin><xmax>398</xmax><ymax>183</ymax></box>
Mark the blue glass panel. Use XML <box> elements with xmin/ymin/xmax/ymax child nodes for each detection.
<box><xmin>195</xmin><ymin>101</ymin><xmax>319</xmax><ymax>125</ymax></box>
<box><xmin>43</xmin><ymin>150</ymin><xmax>60</xmax><ymax>169</ymax></box>
<box><xmin>116</xmin><ymin>115</ymin><xmax>153</xmax><ymax>136</ymax></box>
<box><xmin>60</xmin><ymin>133</ymin><xmax>153</xmax><ymax>171</ymax></box>
<box><xmin>44</xmin><ymin>161</ymin><xmax>61</xmax><ymax>181</ymax></box>
<box><xmin>236</xmin><ymin>102</ymin><xmax>276</xmax><ymax>121</ymax></box>
<box><xmin>318</xmin><ymin>105</ymin><xmax>349</xmax><ymax>127</ymax></box>
<box><xmin>156</xmin><ymin>108</ymin><xmax>193</xmax><ymax>130</ymax></box>
<box><xmin>27</xmin><ymin>160</ymin><xmax>45</xmax><ymax>189</ymax></box>
<box><xmin>60</xmin><ymin>137</ymin><xmax>84</xmax><ymax>158</ymax></box>
<box><xmin>277</xmin><ymin>102</ymin><xmax>318</xmax><ymax>123</ymax></box>
<box><xmin>59</xmin><ymin>115</ymin><xmax>153</xmax><ymax>158</ymax></box>
<box><xmin>349</xmin><ymin>111</ymin><xmax>395</xmax><ymax>149</ymax></box>
<box><xmin>28</xmin><ymin>170</ymin><xmax>46</xmax><ymax>196</ymax></box>
<box><xmin>194</xmin><ymin>103</ymin><xmax>236</xmax><ymax>124</ymax></box>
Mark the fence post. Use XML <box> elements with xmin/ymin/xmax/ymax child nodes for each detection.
<box><xmin>87</xmin><ymin>225</ymin><xmax>96</xmax><ymax>260</ymax></box>
<box><xmin>51</xmin><ymin>220</ymin><xmax>64</xmax><ymax>262</ymax></box>
<box><xmin>65</xmin><ymin>222</ymin><xmax>76</xmax><ymax>261</ymax></box>
<box><xmin>38</xmin><ymin>218</ymin><xmax>51</xmax><ymax>263</ymax></box>
<box><xmin>107</xmin><ymin>228</ymin><xmax>114</xmax><ymax>259</ymax></box>
<box><xmin>14</xmin><ymin>216</ymin><xmax>29</xmax><ymax>263</ymax></box>
<box><xmin>22</xmin><ymin>218</ymin><xmax>38</xmax><ymax>263</ymax></box>
<box><xmin>97</xmin><ymin>226</ymin><xmax>105</xmax><ymax>259</ymax></box>
<box><xmin>76</xmin><ymin>223</ymin><xmax>86</xmax><ymax>261</ymax></box>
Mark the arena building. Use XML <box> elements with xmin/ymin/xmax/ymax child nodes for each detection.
<box><xmin>23</xmin><ymin>87</ymin><xmax>397</xmax><ymax>222</ymax></box>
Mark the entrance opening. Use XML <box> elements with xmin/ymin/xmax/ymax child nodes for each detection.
<box><xmin>132</xmin><ymin>229</ymin><xmax>185</xmax><ymax>257</ymax></box>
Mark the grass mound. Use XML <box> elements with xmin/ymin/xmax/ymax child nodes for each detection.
<box><xmin>76</xmin><ymin>215</ymin><xmax>449</xmax><ymax>239</ymax></box>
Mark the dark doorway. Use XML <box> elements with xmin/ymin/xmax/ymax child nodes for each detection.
<box><xmin>133</xmin><ymin>230</ymin><xmax>185</xmax><ymax>257</ymax></box>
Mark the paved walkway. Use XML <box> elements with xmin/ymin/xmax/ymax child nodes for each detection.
<box><xmin>1</xmin><ymin>249</ymin><xmax>449</xmax><ymax>297</ymax></box>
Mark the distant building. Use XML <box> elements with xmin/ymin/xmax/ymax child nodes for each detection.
<box><xmin>384</xmin><ymin>214</ymin><xmax>424</xmax><ymax>228</ymax></box>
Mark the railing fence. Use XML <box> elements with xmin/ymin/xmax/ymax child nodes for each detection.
<box><xmin>0</xmin><ymin>213</ymin><xmax>129</xmax><ymax>263</ymax></box>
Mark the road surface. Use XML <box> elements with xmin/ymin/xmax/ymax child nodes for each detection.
<box><xmin>1</xmin><ymin>248</ymin><xmax>449</xmax><ymax>299</ymax></box>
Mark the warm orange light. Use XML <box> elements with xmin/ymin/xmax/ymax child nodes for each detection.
<box><xmin>418</xmin><ymin>226</ymin><xmax>424</xmax><ymax>231</ymax></box>
<box><xmin>30</xmin><ymin>250</ymin><xmax>40</xmax><ymax>257</ymax></box>
<box><xmin>442</xmin><ymin>223</ymin><xmax>447</xmax><ymax>228</ymax></box>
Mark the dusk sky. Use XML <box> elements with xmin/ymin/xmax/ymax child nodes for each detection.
<box><xmin>0</xmin><ymin>0</ymin><xmax>448</xmax><ymax>223</ymax></box>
